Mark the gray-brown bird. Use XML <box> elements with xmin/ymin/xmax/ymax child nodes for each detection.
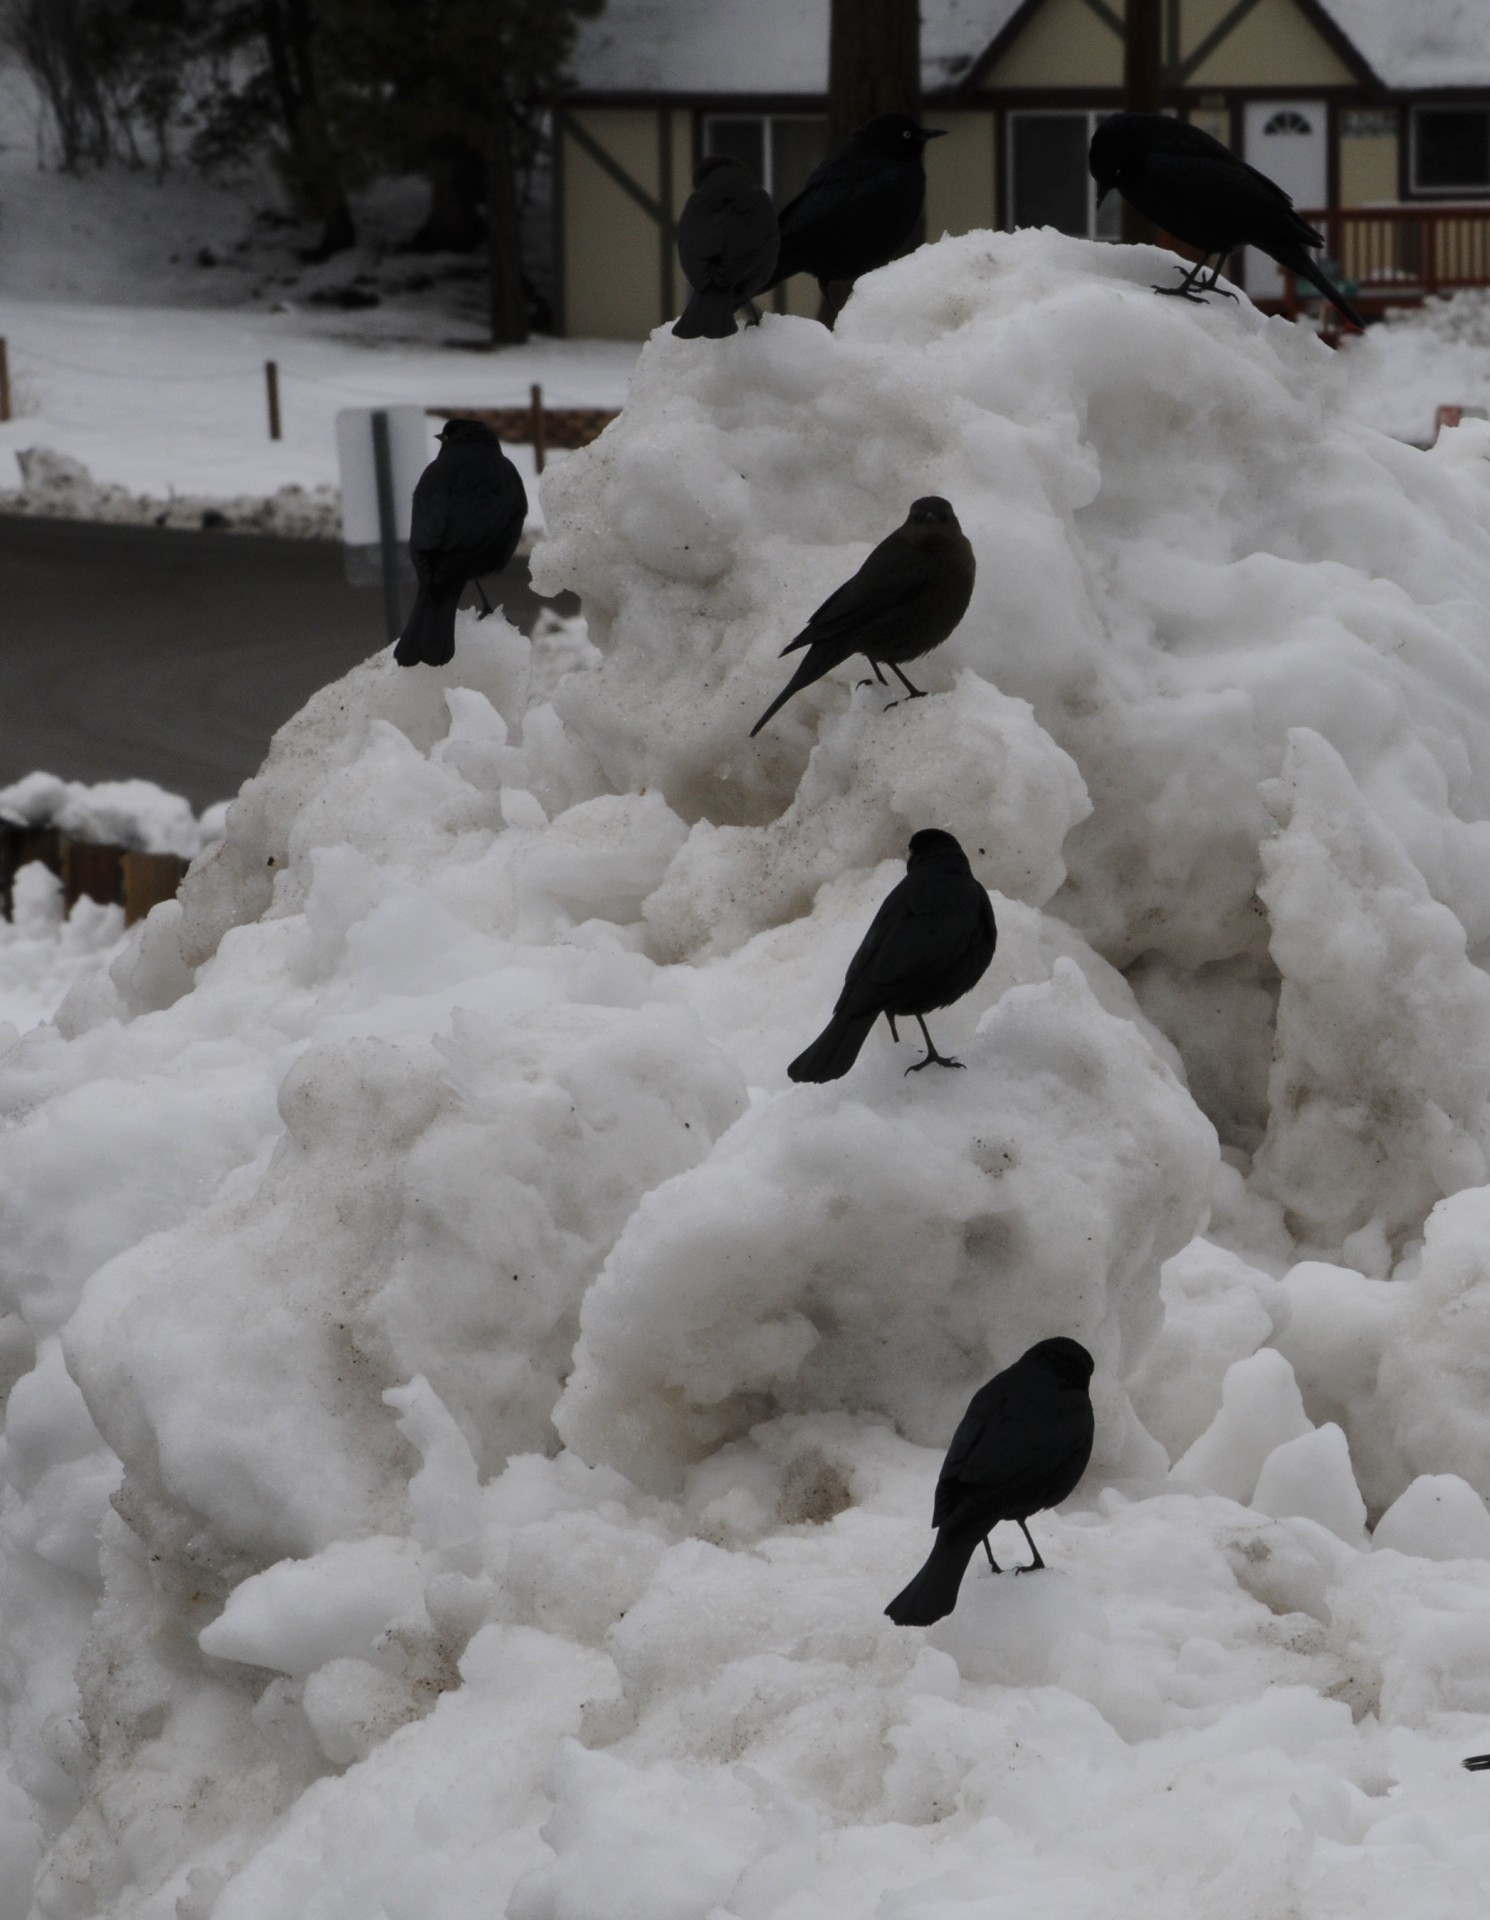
<box><xmin>674</xmin><ymin>155</ymin><xmax>779</xmax><ymax>340</ymax></box>
<box><xmin>750</xmin><ymin>498</ymin><xmax>974</xmax><ymax>738</ymax></box>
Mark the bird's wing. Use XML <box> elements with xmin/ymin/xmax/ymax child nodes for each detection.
<box><xmin>932</xmin><ymin>1375</ymin><xmax>1093</xmax><ymax>1529</ymax></box>
<box><xmin>1146</xmin><ymin>150</ymin><xmax>1322</xmax><ymax>248</ymax></box>
<box><xmin>835</xmin><ymin>871</ymin><xmax>985</xmax><ymax>1014</ymax></box>
<box><xmin>409</xmin><ymin>461</ymin><xmax>453</xmax><ymax>552</ymax></box>
<box><xmin>784</xmin><ymin>536</ymin><xmax>933</xmax><ymax>653</ymax></box>
<box><xmin>775</xmin><ymin>150</ymin><xmax>899</xmax><ymax>257</ymax></box>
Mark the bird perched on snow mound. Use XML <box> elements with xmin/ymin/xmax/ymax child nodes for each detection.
<box><xmin>768</xmin><ymin>113</ymin><xmax>944</xmax><ymax>300</ymax></box>
<box><xmin>788</xmin><ymin>828</ymin><xmax>995</xmax><ymax>1084</ymax></box>
<box><xmin>395</xmin><ymin>418</ymin><xmax>528</xmax><ymax>668</ymax></box>
<box><xmin>750</xmin><ymin>497</ymin><xmax>974</xmax><ymax>738</ymax></box>
<box><xmin>1088</xmin><ymin>112</ymin><xmax>1364</xmax><ymax>331</ymax></box>
<box><xmin>885</xmin><ymin>1337</ymin><xmax>1096</xmax><ymax>1628</ymax></box>
<box><xmin>673</xmin><ymin>155</ymin><xmax>779</xmax><ymax>339</ymax></box>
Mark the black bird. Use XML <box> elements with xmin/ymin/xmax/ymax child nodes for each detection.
<box><xmin>788</xmin><ymin>828</ymin><xmax>995</xmax><ymax>1084</ymax></box>
<box><xmin>674</xmin><ymin>155</ymin><xmax>779</xmax><ymax>339</ymax></box>
<box><xmin>394</xmin><ymin>419</ymin><xmax>528</xmax><ymax>668</ymax></box>
<box><xmin>885</xmin><ymin>1338</ymin><xmax>1096</xmax><ymax>1628</ymax></box>
<box><xmin>1088</xmin><ymin>113</ymin><xmax>1365</xmax><ymax>331</ymax></box>
<box><xmin>750</xmin><ymin>498</ymin><xmax>974</xmax><ymax>738</ymax></box>
<box><xmin>768</xmin><ymin>113</ymin><xmax>945</xmax><ymax>297</ymax></box>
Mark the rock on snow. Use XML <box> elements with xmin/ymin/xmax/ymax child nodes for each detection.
<box><xmin>8</xmin><ymin>228</ymin><xmax>1490</xmax><ymax>1915</ymax></box>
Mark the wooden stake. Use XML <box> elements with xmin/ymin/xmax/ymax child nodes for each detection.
<box><xmin>265</xmin><ymin>359</ymin><xmax>282</xmax><ymax>440</ymax></box>
<box><xmin>531</xmin><ymin>383</ymin><xmax>546</xmax><ymax>473</ymax></box>
<box><xmin>0</xmin><ymin>338</ymin><xmax>10</xmax><ymax>424</ymax></box>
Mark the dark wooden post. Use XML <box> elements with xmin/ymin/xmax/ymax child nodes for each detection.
<box><xmin>265</xmin><ymin>360</ymin><xmax>282</xmax><ymax>440</ymax></box>
<box><xmin>827</xmin><ymin>0</ymin><xmax>920</xmax><ymax>150</ymax></box>
<box><xmin>1123</xmin><ymin>0</ymin><xmax>1163</xmax><ymax>247</ymax></box>
<box><xmin>62</xmin><ymin>841</ymin><xmax>124</xmax><ymax>913</ymax></box>
<box><xmin>122</xmin><ymin>852</ymin><xmax>188</xmax><ymax>926</ymax></box>
<box><xmin>530</xmin><ymin>383</ymin><xmax>546</xmax><ymax>473</ymax></box>
<box><xmin>0</xmin><ymin>338</ymin><xmax>10</xmax><ymax>424</ymax></box>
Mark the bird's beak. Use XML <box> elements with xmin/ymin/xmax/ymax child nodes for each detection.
<box><xmin>1096</xmin><ymin>184</ymin><xmax>1110</xmax><ymax>207</ymax></box>
<box><xmin>924</xmin><ymin>128</ymin><xmax>948</xmax><ymax>140</ymax></box>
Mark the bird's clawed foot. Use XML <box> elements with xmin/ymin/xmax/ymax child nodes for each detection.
<box><xmin>1152</xmin><ymin>281</ymin><xmax>1209</xmax><ymax>305</ymax></box>
<box><xmin>881</xmin><ymin>687</ymin><xmax>929</xmax><ymax>712</ymax></box>
<box><xmin>981</xmin><ymin>1537</ymin><xmax>1002</xmax><ymax>1574</ymax></box>
<box><xmin>906</xmin><ymin>1049</ymin><xmax>965</xmax><ymax>1075</ymax></box>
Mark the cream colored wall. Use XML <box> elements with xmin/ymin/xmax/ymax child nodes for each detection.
<box><xmin>991</xmin><ymin>0</ymin><xmax>1122</xmax><ymax>88</ymax></box>
<box><xmin>563</xmin><ymin>107</ymin><xmax>665</xmax><ymax>340</ymax></box>
<box><xmin>1339</xmin><ymin>134</ymin><xmax>1399</xmax><ymax>207</ymax></box>
<box><xmin>1184</xmin><ymin>0</ymin><xmax>1355</xmax><ymax>87</ymax></box>
<box><xmin>926</xmin><ymin>110</ymin><xmax>996</xmax><ymax>239</ymax></box>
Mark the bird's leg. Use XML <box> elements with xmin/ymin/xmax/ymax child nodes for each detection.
<box><xmin>741</xmin><ymin>299</ymin><xmax>763</xmax><ymax>328</ymax></box>
<box><xmin>1014</xmin><ymin>1520</ymin><xmax>1047</xmax><ymax>1574</ymax></box>
<box><xmin>881</xmin><ymin>664</ymin><xmax>929</xmax><ymax>711</ymax></box>
<box><xmin>905</xmin><ymin>1014</ymin><xmax>965</xmax><ymax>1074</ymax></box>
<box><xmin>473</xmin><ymin>578</ymin><xmax>496</xmax><ymax>620</ymax></box>
<box><xmin>1197</xmin><ymin>255</ymin><xmax>1239</xmax><ymax>303</ymax></box>
<box><xmin>857</xmin><ymin>660</ymin><xmax>892</xmax><ymax>690</ymax></box>
<box><xmin>1152</xmin><ymin>255</ymin><xmax>1215</xmax><ymax>305</ymax></box>
<box><xmin>982</xmin><ymin>1536</ymin><xmax>1002</xmax><ymax>1574</ymax></box>
<box><xmin>887</xmin><ymin>1014</ymin><xmax>900</xmax><ymax>1043</ymax></box>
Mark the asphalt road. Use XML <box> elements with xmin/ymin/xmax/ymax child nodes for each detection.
<box><xmin>0</xmin><ymin>515</ymin><xmax>572</xmax><ymax>812</ymax></box>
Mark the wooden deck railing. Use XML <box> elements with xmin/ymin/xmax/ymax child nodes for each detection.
<box><xmin>1282</xmin><ymin>202</ymin><xmax>1490</xmax><ymax>318</ymax></box>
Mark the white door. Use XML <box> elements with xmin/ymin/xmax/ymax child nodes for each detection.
<box><xmin>1243</xmin><ymin>99</ymin><xmax>1328</xmax><ymax>298</ymax></box>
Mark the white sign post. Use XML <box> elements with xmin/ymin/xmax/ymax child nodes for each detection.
<box><xmin>335</xmin><ymin>406</ymin><xmax>431</xmax><ymax>644</ymax></box>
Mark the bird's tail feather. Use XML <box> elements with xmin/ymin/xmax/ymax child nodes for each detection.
<box><xmin>1295</xmin><ymin>253</ymin><xmax>1365</xmax><ymax>331</ymax></box>
<box><xmin>750</xmin><ymin>654</ymin><xmax>827</xmax><ymax>737</ymax></box>
<box><xmin>884</xmin><ymin>1527</ymin><xmax>982</xmax><ymax>1628</ymax></box>
<box><xmin>673</xmin><ymin>291</ymin><xmax>740</xmax><ymax>339</ymax></box>
<box><xmin>395</xmin><ymin>586</ymin><xmax>459</xmax><ymax>667</ymax></box>
<box><xmin>787</xmin><ymin>1011</ymin><xmax>877</xmax><ymax>1083</ymax></box>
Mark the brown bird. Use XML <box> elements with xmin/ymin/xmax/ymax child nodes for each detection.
<box><xmin>750</xmin><ymin>498</ymin><xmax>975</xmax><ymax>738</ymax></box>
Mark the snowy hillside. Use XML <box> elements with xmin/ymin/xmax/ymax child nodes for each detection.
<box><xmin>8</xmin><ymin>227</ymin><xmax>1490</xmax><ymax>1917</ymax></box>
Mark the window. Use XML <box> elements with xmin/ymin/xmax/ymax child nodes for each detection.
<box><xmin>1263</xmin><ymin>109</ymin><xmax>1314</xmax><ymax>137</ymax></box>
<box><xmin>702</xmin><ymin>115</ymin><xmax>829</xmax><ymax>206</ymax></box>
<box><xmin>1007</xmin><ymin>110</ymin><xmax>1121</xmax><ymax>240</ymax></box>
<box><xmin>1412</xmin><ymin>107</ymin><xmax>1490</xmax><ymax>193</ymax></box>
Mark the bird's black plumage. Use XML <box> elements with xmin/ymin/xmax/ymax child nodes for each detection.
<box><xmin>674</xmin><ymin>155</ymin><xmax>779</xmax><ymax>339</ymax></box>
<box><xmin>885</xmin><ymin>1338</ymin><xmax>1096</xmax><ymax>1628</ymax></box>
<box><xmin>1088</xmin><ymin>112</ymin><xmax>1365</xmax><ymax>331</ymax></box>
<box><xmin>1465</xmin><ymin>1753</ymin><xmax>1490</xmax><ymax>1771</ymax></box>
<box><xmin>788</xmin><ymin>828</ymin><xmax>996</xmax><ymax>1084</ymax></box>
<box><xmin>768</xmin><ymin>113</ymin><xmax>944</xmax><ymax>295</ymax></box>
<box><xmin>750</xmin><ymin>497</ymin><xmax>974</xmax><ymax>738</ymax></box>
<box><xmin>395</xmin><ymin>419</ymin><xmax>528</xmax><ymax>668</ymax></box>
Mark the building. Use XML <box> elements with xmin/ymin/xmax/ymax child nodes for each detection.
<box><xmin>553</xmin><ymin>0</ymin><xmax>1490</xmax><ymax>338</ymax></box>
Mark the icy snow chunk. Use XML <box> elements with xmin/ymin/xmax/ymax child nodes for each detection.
<box><xmin>927</xmin><ymin>1564</ymin><xmax>1109</xmax><ymax>1686</ymax></box>
<box><xmin>1377</xmin><ymin>1186</ymin><xmax>1490</xmax><ymax>1506</ymax></box>
<box><xmin>559</xmin><ymin>962</ymin><xmax>1214</xmax><ymax>1491</ymax></box>
<box><xmin>1172</xmin><ymin>1348</ymin><xmax>1311</xmax><ymax>1503</ymax></box>
<box><xmin>300</xmin><ymin>1657</ymin><xmax>423</xmax><ymax>1766</ymax></box>
<box><xmin>1253</xmin><ymin>1423</ymin><xmax>1369</xmax><ymax>1547</ymax></box>
<box><xmin>0</xmin><ymin>769</ymin><xmax>201</xmax><ymax>857</ymax></box>
<box><xmin>1254</xmin><ymin>729</ymin><xmax>1490</xmax><ymax>1255</ymax></box>
<box><xmin>1373</xmin><ymin>1475</ymin><xmax>1490</xmax><ymax>1562</ymax></box>
<box><xmin>1128</xmin><ymin>1238</ymin><xmax>1284</xmax><ymax>1464</ymax></box>
<box><xmin>1271</xmin><ymin>1258</ymin><xmax>1397</xmax><ymax>1509</ymax></box>
<box><xmin>198</xmin><ymin>1535</ymin><xmax>428</xmax><ymax>1678</ymax></box>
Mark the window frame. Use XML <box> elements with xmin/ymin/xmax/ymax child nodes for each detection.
<box><xmin>1409</xmin><ymin>103</ymin><xmax>1490</xmax><ymax>198</ymax></box>
<box><xmin>1004</xmin><ymin>107</ymin><xmax>1121</xmax><ymax>241</ymax></box>
<box><xmin>700</xmin><ymin>112</ymin><xmax>829</xmax><ymax>201</ymax></box>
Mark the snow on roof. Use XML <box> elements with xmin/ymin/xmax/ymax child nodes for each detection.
<box><xmin>1322</xmin><ymin>1</ymin><xmax>1490</xmax><ymax>91</ymax></box>
<box><xmin>568</xmin><ymin>0</ymin><xmax>1490</xmax><ymax>99</ymax></box>
<box><xmin>566</xmin><ymin>0</ymin><xmax>1024</xmax><ymax>98</ymax></box>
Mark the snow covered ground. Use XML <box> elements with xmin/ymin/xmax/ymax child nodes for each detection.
<box><xmin>7</xmin><ymin>224</ymin><xmax>1490</xmax><ymax>1917</ymax></box>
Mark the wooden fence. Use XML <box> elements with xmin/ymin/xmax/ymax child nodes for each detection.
<box><xmin>428</xmin><ymin>383</ymin><xmax>620</xmax><ymax>472</ymax></box>
<box><xmin>1</xmin><ymin>823</ymin><xmax>187</xmax><ymax>925</ymax></box>
<box><xmin>1281</xmin><ymin>203</ymin><xmax>1490</xmax><ymax>320</ymax></box>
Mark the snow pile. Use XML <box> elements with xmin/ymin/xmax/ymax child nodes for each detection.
<box><xmin>1</xmin><ymin>771</ymin><xmax>211</xmax><ymax>857</ymax></box>
<box><xmin>0</xmin><ymin>866</ymin><xmax>130</xmax><ymax>1036</ymax></box>
<box><xmin>0</xmin><ymin>448</ymin><xmax>340</xmax><ymax>539</ymax></box>
<box><xmin>8</xmin><ymin>228</ymin><xmax>1490</xmax><ymax>1916</ymax></box>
